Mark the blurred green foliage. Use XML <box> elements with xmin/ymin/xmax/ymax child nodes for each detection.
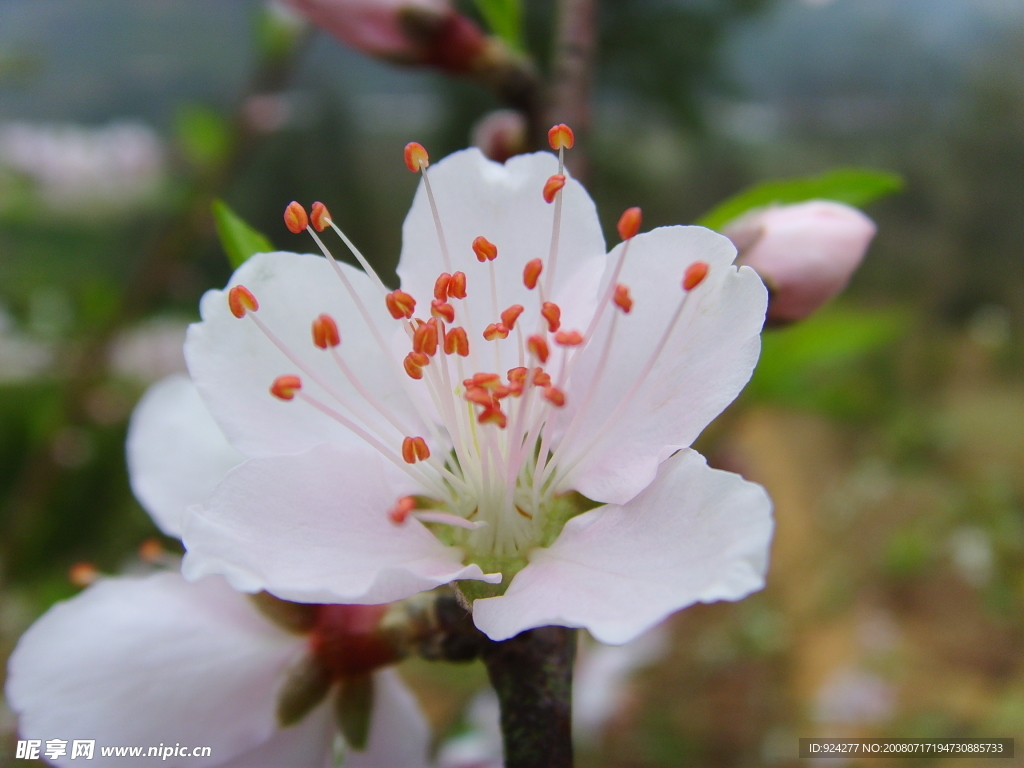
<box><xmin>212</xmin><ymin>199</ymin><xmax>275</xmax><ymax>269</ymax></box>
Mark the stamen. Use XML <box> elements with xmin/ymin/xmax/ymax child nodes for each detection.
<box><xmin>413</xmin><ymin>319</ymin><xmax>439</xmax><ymax>356</ymax></box>
<box><xmin>616</xmin><ymin>207</ymin><xmax>642</xmax><ymax>241</ymax></box>
<box><xmin>448</xmin><ymin>272</ymin><xmax>467</xmax><ymax>299</ymax></box>
<box><xmin>401</xmin><ymin>436</ymin><xmax>430</xmax><ymax>464</ymax></box>
<box><xmin>434</xmin><ymin>273</ymin><xmax>452</xmax><ymax>301</ymax></box>
<box><xmin>543</xmin><ymin>386</ymin><xmax>566</xmax><ymax>407</ymax></box>
<box><xmin>543</xmin><ymin>175</ymin><xmax>566</xmax><ymax>204</ymax></box>
<box><xmin>311</xmin><ymin>314</ymin><xmax>341</xmax><ymax>349</ymax></box>
<box><xmin>404</xmin><ymin>352</ymin><xmax>428</xmax><ymax>379</ymax></box>
<box><xmin>270</xmin><ymin>374</ymin><xmax>302</xmax><ymax>401</ymax></box>
<box><xmin>444</xmin><ymin>327</ymin><xmax>470</xmax><ymax>357</ymax></box>
<box><xmin>465</xmin><ymin>387</ymin><xmax>495</xmax><ymax>407</ymax></box>
<box><xmin>411</xmin><ymin>511</ymin><xmax>486</xmax><ymax>530</ymax></box>
<box><xmin>228</xmin><ymin>285</ymin><xmax>259</xmax><ymax>318</ymax></box>
<box><xmin>548</xmin><ymin>124</ymin><xmax>575</xmax><ymax>151</ymax></box>
<box><xmin>478</xmin><ymin>406</ymin><xmax>507</xmax><ymax>429</ymax></box>
<box><xmin>483</xmin><ymin>323</ymin><xmax>509</xmax><ymax>341</ymax></box>
<box><xmin>466</xmin><ymin>372</ymin><xmax>501</xmax><ymax>389</ymax></box>
<box><xmin>683</xmin><ymin>261</ymin><xmax>710</xmax><ymax>291</ymax></box>
<box><xmin>388</xmin><ymin>496</ymin><xmax>417</xmax><ymax>524</ymax></box>
<box><xmin>404</xmin><ymin>142</ymin><xmax>429</xmax><ymax>172</ymax></box>
<box><xmin>532</xmin><ymin>368</ymin><xmax>551</xmax><ymax>387</ymax></box>
<box><xmin>501</xmin><ymin>305</ymin><xmax>525</xmax><ymax>329</ymax></box>
<box><xmin>284</xmin><ymin>201</ymin><xmax>308</xmax><ymax>234</ymax></box>
<box><xmin>554</xmin><ymin>330</ymin><xmax>583</xmax><ymax>346</ymax></box>
<box><xmin>527</xmin><ymin>335</ymin><xmax>549</xmax><ymax>363</ymax></box>
<box><xmin>431</xmin><ymin>300</ymin><xmax>455</xmax><ymax>323</ymax></box>
<box><xmin>523</xmin><ymin>260</ymin><xmax>543</xmax><ymax>290</ymax></box>
<box><xmin>613</xmin><ymin>284</ymin><xmax>633</xmax><ymax>313</ymax></box>
<box><xmin>472</xmin><ymin>236</ymin><xmax>498</xmax><ymax>262</ymax></box>
<box><xmin>310</xmin><ymin>201</ymin><xmax>331</xmax><ymax>232</ymax></box>
<box><xmin>541</xmin><ymin>302</ymin><xmax>561</xmax><ymax>333</ymax></box>
<box><xmin>386</xmin><ymin>290</ymin><xmax>416</xmax><ymax>319</ymax></box>
<box><xmin>406</xmin><ymin>142</ymin><xmax>453</xmax><ymax>273</ymax></box>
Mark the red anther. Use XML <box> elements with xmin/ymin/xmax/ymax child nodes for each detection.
<box><xmin>270</xmin><ymin>375</ymin><xmax>302</xmax><ymax>401</ymax></box>
<box><xmin>478</xmin><ymin>406</ymin><xmax>507</xmax><ymax>429</ymax></box>
<box><xmin>431</xmin><ymin>300</ymin><xmax>455</xmax><ymax>323</ymax></box>
<box><xmin>310</xmin><ymin>201</ymin><xmax>331</xmax><ymax>232</ymax></box>
<box><xmin>472</xmin><ymin>236</ymin><xmax>498</xmax><ymax>262</ymax></box>
<box><xmin>541</xmin><ymin>302</ymin><xmax>561</xmax><ymax>332</ymax></box>
<box><xmin>555</xmin><ymin>329</ymin><xmax>583</xmax><ymax>346</ymax></box>
<box><xmin>412</xmin><ymin>436</ymin><xmax>430</xmax><ymax>461</ymax></box>
<box><xmin>471</xmin><ymin>372</ymin><xmax>501</xmax><ymax>389</ymax></box>
<box><xmin>284</xmin><ymin>201</ymin><xmax>308</xmax><ymax>234</ymax></box>
<box><xmin>465</xmin><ymin>386</ymin><xmax>495</xmax><ymax>407</ymax></box>
<box><xmin>312</xmin><ymin>313</ymin><xmax>341</xmax><ymax>349</ymax></box>
<box><xmin>413</xmin><ymin>319</ymin><xmax>438</xmax><ymax>357</ymax></box>
<box><xmin>433</xmin><ymin>273</ymin><xmax>452</xmax><ymax>301</ymax></box>
<box><xmin>532</xmin><ymin>368</ymin><xmax>551</xmax><ymax>387</ymax></box>
<box><xmin>404</xmin><ymin>352</ymin><xmax>428</xmax><ymax>379</ymax></box>
<box><xmin>507</xmin><ymin>367</ymin><xmax>528</xmax><ymax>384</ymax></box>
<box><xmin>543</xmin><ymin>386</ymin><xmax>566</xmax><ymax>407</ymax></box>
<box><xmin>404</xmin><ymin>142</ymin><xmax>429</xmax><ymax>172</ymax></box>
<box><xmin>527</xmin><ymin>335</ymin><xmax>549</xmax><ymax>363</ymax></box>
<box><xmin>401</xmin><ymin>437</ymin><xmax>417</xmax><ymax>464</ymax></box>
<box><xmin>388</xmin><ymin>496</ymin><xmax>417</xmax><ymax>525</ymax></box>
<box><xmin>613</xmin><ymin>284</ymin><xmax>633</xmax><ymax>314</ymax></box>
<box><xmin>483</xmin><ymin>323</ymin><xmax>509</xmax><ymax>341</ymax></box>
<box><xmin>444</xmin><ymin>326</ymin><xmax>469</xmax><ymax>357</ymax></box>
<box><xmin>523</xmin><ymin>260</ymin><xmax>543</xmax><ymax>290</ymax></box>
<box><xmin>492</xmin><ymin>385</ymin><xmax>511</xmax><ymax>400</ymax></box>
<box><xmin>543</xmin><ymin>174</ymin><xmax>566</xmax><ymax>204</ymax></box>
<box><xmin>548</xmin><ymin>124</ymin><xmax>575</xmax><ymax>150</ymax></box>
<box><xmin>385</xmin><ymin>290</ymin><xmax>416</xmax><ymax>319</ymax></box>
<box><xmin>228</xmin><ymin>285</ymin><xmax>259</xmax><ymax>318</ymax></box>
<box><xmin>448</xmin><ymin>271</ymin><xmax>467</xmax><ymax>299</ymax></box>
<box><xmin>683</xmin><ymin>261</ymin><xmax>710</xmax><ymax>291</ymax></box>
<box><xmin>501</xmin><ymin>304</ymin><xmax>525</xmax><ymax>329</ymax></box>
<box><xmin>617</xmin><ymin>207</ymin><xmax>642</xmax><ymax>241</ymax></box>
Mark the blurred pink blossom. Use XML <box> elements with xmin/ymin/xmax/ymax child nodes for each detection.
<box><xmin>724</xmin><ymin>201</ymin><xmax>876</xmax><ymax>325</ymax></box>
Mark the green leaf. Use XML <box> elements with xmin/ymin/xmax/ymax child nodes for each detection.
<box><xmin>212</xmin><ymin>200</ymin><xmax>274</xmax><ymax>269</ymax></box>
<box><xmin>697</xmin><ymin>168</ymin><xmax>904</xmax><ymax>232</ymax></box>
<box><xmin>174</xmin><ymin>105</ymin><xmax>231</xmax><ymax>171</ymax></box>
<box><xmin>335</xmin><ymin>673</ymin><xmax>374</xmax><ymax>751</ymax></box>
<box><xmin>471</xmin><ymin>0</ymin><xmax>523</xmax><ymax>51</ymax></box>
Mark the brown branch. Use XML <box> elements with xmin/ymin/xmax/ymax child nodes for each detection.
<box><xmin>548</xmin><ymin>0</ymin><xmax>597</xmax><ymax>179</ymax></box>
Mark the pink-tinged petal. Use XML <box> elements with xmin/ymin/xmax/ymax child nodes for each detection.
<box><xmin>472</xmin><ymin>450</ymin><xmax>773</xmax><ymax>645</ymax></box>
<box><xmin>5</xmin><ymin>572</ymin><xmax>304</xmax><ymax>768</ymax></box>
<box><xmin>219</xmin><ymin>703</ymin><xmax>335</xmax><ymax>768</ymax></box>
<box><xmin>554</xmin><ymin>226</ymin><xmax>767</xmax><ymax>505</ymax></box>
<box><xmin>126</xmin><ymin>375</ymin><xmax>244</xmax><ymax>537</ymax></box>
<box><xmin>182</xmin><ymin>444</ymin><xmax>499</xmax><ymax>604</ymax></box>
<box><xmin>397</xmin><ymin>149</ymin><xmax>606</xmax><ymax>373</ymax></box>
<box><xmin>185</xmin><ymin>251</ymin><xmax>425</xmax><ymax>460</ymax></box>
<box><xmin>346</xmin><ymin>670</ymin><xmax>431</xmax><ymax>768</ymax></box>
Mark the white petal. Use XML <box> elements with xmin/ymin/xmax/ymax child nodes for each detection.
<box><xmin>182</xmin><ymin>444</ymin><xmax>500</xmax><ymax>604</ymax></box>
<box><xmin>219</xmin><ymin>703</ymin><xmax>335</xmax><ymax>768</ymax></box>
<box><xmin>472</xmin><ymin>450</ymin><xmax>773</xmax><ymax>645</ymax></box>
<box><xmin>344</xmin><ymin>670</ymin><xmax>431</xmax><ymax>768</ymax></box>
<box><xmin>5</xmin><ymin>572</ymin><xmax>304</xmax><ymax>768</ymax></box>
<box><xmin>434</xmin><ymin>689</ymin><xmax>503</xmax><ymax>768</ymax></box>
<box><xmin>555</xmin><ymin>226</ymin><xmax>767</xmax><ymax>505</ymax></box>
<box><xmin>397</xmin><ymin>149</ymin><xmax>606</xmax><ymax>373</ymax></box>
<box><xmin>185</xmin><ymin>251</ymin><xmax>423</xmax><ymax>459</ymax></box>
<box><xmin>126</xmin><ymin>375</ymin><xmax>245</xmax><ymax>537</ymax></box>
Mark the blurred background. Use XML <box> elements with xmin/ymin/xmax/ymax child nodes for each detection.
<box><xmin>1</xmin><ymin>0</ymin><xmax>1022</xmax><ymax>765</ymax></box>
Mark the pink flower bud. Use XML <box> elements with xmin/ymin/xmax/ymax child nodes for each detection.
<box><xmin>471</xmin><ymin>109</ymin><xmax>528</xmax><ymax>163</ymax></box>
<box><xmin>725</xmin><ymin>200</ymin><xmax>876</xmax><ymax>325</ymax></box>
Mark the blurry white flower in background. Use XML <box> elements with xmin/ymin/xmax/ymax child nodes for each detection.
<box><xmin>813</xmin><ymin>667</ymin><xmax>894</xmax><ymax>727</ymax></box>
<box><xmin>0</xmin><ymin>302</ymin><xmax>52</xmax><ymax>383</ymax></box>
<box><xmin>109</xmin><ymin>318</ymin><xmax>190</xmax><ymax>384</ymax></box>
<box><xmin>0</xmin><ymin>121</ymin><xmax>166</xmax><ymax>217</ymax></box>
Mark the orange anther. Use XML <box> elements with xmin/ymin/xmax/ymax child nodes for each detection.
<box><xmin>499</xmin><ymin>305</ymin><xmax>524</xmax><ymax>329</ymax></box>
<box><xmin>444</xmin><ymin>326</ymin><xmax>469</xmax><ymax>357</ymax></box>
<box><xmin>138</xmin><ymin>538</ymin><xmax>164</xmax><ymax>563</ymax></box>
<box><xmin>400</xmin><ymin>437</ymin><xmax>420</xmax><ymax>464</ymax></box>
<box><xmin>270</xmin><ymin>375</ymin><xmax>302</xmax><ymax>401</ymax></box>
<box><xmin>433</xmin><ymin>273</ymin><xmax>451</xmax><ymax>301</ymax></box>
<box><xmin>507</xmin><ymin>367</ymin><xmax>528</xmax><ymax>384</ymax></box>
<box><xmin>541</xmin><ymin>302</ymin><xmax>561</xmax><ymax>332</ymax></box>
<box><xmin>472</xmin><ymin>236</ymin><xmax>498</xmax><ymax>262</ymax></box>
<box><xmin>312</xmin><ymin>313</ymin><xmax>341</xmax><ymax>349</ymax></box>
<box><xmin>532</xmin><ymin>368</ymin><xmax>551</xmax><ymax>387</ymax></box>
<box><xmin>448</xmin><ymin>271</ymin><xmax>467</xmax><ymax>299</ymax></box>
<box><xmin>431</xmin><ymin>300</ymin><xmax>455</xmax><ymax>323</ymax></box>
<box><xmin>471</xmin><ymin>372</ymin><xmax>501</xmax><ymax>389</ymax></box>
<box><xmin>310</xmin><ymin>201</ymin><xmax>331</xmax><ymax>232</ymax></box>
<box><xmin>404</xmin><ymin>352</ymin><xmax>428</xmax><ymax>379</ymax></box>
<box><xmin>477</xmin><ymin>406</ymin><xmax>507</xmax><ymax>429</ymax></box>
<box><xmin>523</xmin><ymin>260</ymin><xmax>543</xmax><ymax>290</ymax></box>
<box><xmin>228</xmin><ymin>285</ymin><xmax>259</xmax><ymax>318</ymax></box>
<box><xmin>543</xmin><ymin>174</ymin><xmax>566</xmax><ymax>204</ymax></box>
<box><xmin>527</xmin><ymin>335</ymin><xmax>549</xmax><ymax>363</ymax></box>
<box><xmin>413</xmin><ymin>319</ymin><xmax>438</xmax><ymax>356</ymax></box>
<box><xmin>69</xmin><ymin>562</ymin><xmax>99</xmax><ymax>588</ymax></box>
<box><xmin>412</xmin><ymin>436</ymin><xmax>429</xmax><ymax>460</ymax></box>
<box><xmin>683</xmin><ymin>261</ymin><xmax>710</xmax><ymax>291</ymax></box>
<box><xmin>543</xmin><ymin>386</ymin><xmax>566</xmax><ymax>407</ymax></box>
<box><xmin>554</xmin><ymin>329</ymin><xmax>583</xmax><ymax>346</ymax></box>
<box><xmin>547</xmin><ymin>124</ymin><xmax>575</xmax><ymax>150</ymax></box>
<box><xmin>465</xmin><ymin>386</ymin><xmax>495</xmax><ymax>407</ymax></box>
<box><xmin>284</xmin><ymin>201</ymin><xmax>308</xmax><ymax>234</ymax></box>
<box><xmin>388</xmin><ymin>496</ymin><xmax>417</xmax><ymax>524</ymax></box>
<box><xmin>613</xmin><ymin>284</ymin><xmax>633</xmax><ymax>314</ymax></box>
<box><xmin>617</xmin><ymin>207</ymin><xmax>642</xmax><ymax>241</ymax></box>
<box><xmin>404</xmin><ymin>142</ymin><xmax>429</xmax><ymax>172</ymax></box>
<box><xmin>483</xmin><ymin>322</ymin><xmax>509</xmax><ymax>341</ymax></box>
<box><xmin>492</xmin><ymin>385</ymin><xmax>511</xmax><ymax>400</ymax></box>
<box><xmin>385</xmin><ymin>290</ymin><xmax>416</xmax><ymax>319</ymax></box>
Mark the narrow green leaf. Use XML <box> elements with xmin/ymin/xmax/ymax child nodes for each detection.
<box><xmin>212</xmin><ymin>199</ymin><xmax>274</xmax><ymax>269</ymax></box>
<box><xmin>472</xmin><ymin>0</ymin><xmax>523</xmax><ymax>51</ymax></box>
<box><xmin>697</xmin><ymin>168</ymin><xmax>904</xmax><ymax>232</ymax></box>
<box><xmin>335</xmin><ymin>673</ymin><xmax>374</xmax><ymax>751</ymax></box>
